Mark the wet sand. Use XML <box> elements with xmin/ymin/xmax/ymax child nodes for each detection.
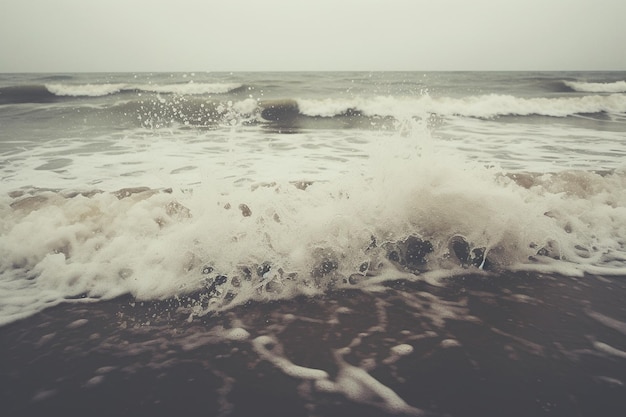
<box><xmin>2</xmin><ymin>272</ymin><xmax>626</xmax><ymax>417</ymax></box>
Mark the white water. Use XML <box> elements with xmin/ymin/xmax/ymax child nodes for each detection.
<box><xmin>297</xmin><ymin>93</ymin><xmax>626</xmax><ymax>118</ymax></box>
<box><xmin>2</xmin><ymin>116</ymin><xmax>626</xmax><ymax>327</ymax></box>
<box><xmin>564</xmin><ymin>80</ymin><xmax>626</xmax><ymax>94</ymax></box>
<box><xmin>46</xmin><ymin>81</ymin><xmax>243</xmax><ymax>96</ymax></box>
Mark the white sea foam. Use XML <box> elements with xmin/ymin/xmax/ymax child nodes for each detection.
<box><xmin>440</xmin><ymin>339</ymin><xmax>462</xmax><ymax>348</ymax></box>
<box><xmin>565</xmin><ymin>80</ymin><xmax>626</xmax><ymax>94</ymax></box>
<box><xmin>383</xmin><ymin>343</ymin><xmax>415</xmax><ymax>365</ymax></box>
<box><xmin>252</xmin><ymin>335</ymin><xmax>423</xmax><ymax>415</ymax></box>
<box><xmin>224</xmin><ymin>327</ymin><xmax>250</xmax><ymax>341</ymax></box>
<box><xmin>45</xmin><ymin>82</ymin><xmax>242</xmax><ymax>97</ymax></box>
<box><xmin>390</xmin><ymin>344</ymin><xmax>414</xmax><ymax>356</ymax></box>
<box><xmin>2</xmin><ymin>134</ymin><xmax>625</xmax><ymax>326</ymax></box>
<box><xmin>46</xmin><ymin>83</ymin><xmax>126</xmax><ymax>97</ymax></box>
<box><xmin>586</xmin><ymin>310</ymin><xmax>626</xmax><ymax>336</ymax></box>
<box><xmin>315</xmin><ymin>348</ymin><xmax>423</xmax><ymax>415</ymax></box>
<box><xmin>593</xmin><ymin>341</ymin><xmax>626</xmax><ymax>359</ymax></box>
<box><xmin>253</xmin><ymin>335</ymin><xmax>330</xmax><ymax>380</ymax></box>
<box><xmin>297</xmin><ymin>93</ymin><xmax>626</xmax><ymax>119</ymax></box>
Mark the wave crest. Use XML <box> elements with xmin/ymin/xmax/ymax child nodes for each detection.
<box><xmin>46</xmin><ymin>83</ymin><xmax>126</xmax><ymax>97</ymax></box>
<box><xmin>44</xmin><ymin>82</ymin><xmax>244</xmax><ymax>98</ymax></box>
<box><xmin>295</xmin><ymin>94</ymin><xmax>626</xmax><ymax>119</ymax></box>
<box><xmin>564</xmin><ymin>80</ymin><xmax>626</xmax><ymax>94</ymax></box>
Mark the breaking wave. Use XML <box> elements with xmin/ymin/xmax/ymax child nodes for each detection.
<box><xmin>0</xmin><ymin>82</ymin><xmax>245</xmax><ymax>103</ymax></box>
<box><xmin>564</xmin><ymin>80</ymin><xmax>626</xmax><ymax>94</ymax></box>
<box><xmin>2</xmin><ymin>151</ymin><xmax>626</xmax><ymax>327</ymax></box>
<box><xmin>131</xmin><ymin>93</ymin><xmax>626</xmax><ymax>129</ymax></box>
<box><xmin>46</xmin><ymin>82</ymin><xmax>245</xmax><ymax>97</ymax></box>
<box><xmin>46</xmin><ymin>83</ymin><xmax>128</xmax><ymax>97</ymax></box>
<box><xmin>292</xmin><ymin>94</ymin><xmax>626</xmax><ymax>119</ymax></box>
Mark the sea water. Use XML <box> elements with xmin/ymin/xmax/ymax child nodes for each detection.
<box><xmin>1</xmin><ymin>72</ymin><xmax>626</xmax><ymax>416</ymax></box>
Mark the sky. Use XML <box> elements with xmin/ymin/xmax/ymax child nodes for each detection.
<box><xmin>1</xmin><ymin>0</ymin><xmax>625</xmax><ymax>72</ymax></box>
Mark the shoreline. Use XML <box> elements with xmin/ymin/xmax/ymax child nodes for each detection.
<box><xmin>2</xmin><ymin>271</ymin><xmax>625</xmax><ymax>416</ymax></box>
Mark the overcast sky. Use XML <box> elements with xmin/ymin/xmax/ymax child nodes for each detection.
<box><xmin>1</xmin><ymin>0</ymin><xmax>625</xmax><ymax>72</ymax></box>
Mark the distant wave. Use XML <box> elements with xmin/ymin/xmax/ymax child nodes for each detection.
<box><xmin>292</xmin><ymin>94</ymin><xmax>626</xmax><ymax>120</ymax></box>
<box><xmin>563</xmin><ymin>80</ymin><xmax>626</xmax><ymax>93</ymax></box>
<box><xmin>46</xmin><ymin>83</ymin><xmax>127</xmax><ymax>97</ymax></box>
<box><xmin>46</xmin><ymin>82</ymin><xmax>244</xmax><ymax>97</ymax></box>
<box><xmin>0</xmin><ymin>82</ymin><xmax>245</xmax><ymax>104</ymax></box>
<box><xmin>121</xmin><ymin>93</ymin><xmax>626</xmax><ymax>130</ymax></box>
<box><xmin>4</xmin><ymin>85</ymin><xmax>625</xmax><ymax>126</ymax></box>
<box><xmin>140</xmin><ymin>82</ymin><xmax>244</xmax><ymax>95</ymax></box>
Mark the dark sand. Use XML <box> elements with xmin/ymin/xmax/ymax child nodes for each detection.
<box><xmin>2</xmin><ymin>272</ymin><xmax>626</xmax><ymax>417</ymax></box>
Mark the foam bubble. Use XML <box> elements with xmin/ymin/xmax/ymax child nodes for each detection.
<box><xmin>440</xmin><ymin>339</ymin><xmax>462</xmax><ymax>348</ymax></box>
<box><xmin>224</xmin><ymin>327</ymin><xmax>250</xmax><ymax>341</ymax></box>
<box><xmin>84</xmin><ymin>375</ymin><xmax>105</xmax><ymax>388</ymax></box>
<box><xmin>391</xmin><ymin>344</ymin><xmax>414</xmax><ymax>356</ymax></box>
<box><xmin>383</xmin><ymin>343</ymin><xmax>415</xmax><ymax>365</ymax></box>
<box><xmin>67</xmin><ymin>319</ymin><xmax>89</xmax><ymax>329</ymax></box>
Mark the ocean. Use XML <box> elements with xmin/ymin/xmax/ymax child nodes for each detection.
<box><xmin>1</xmin><ymin>71</ymin><xmax>626</xmax><ymax>417</ymax></box>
